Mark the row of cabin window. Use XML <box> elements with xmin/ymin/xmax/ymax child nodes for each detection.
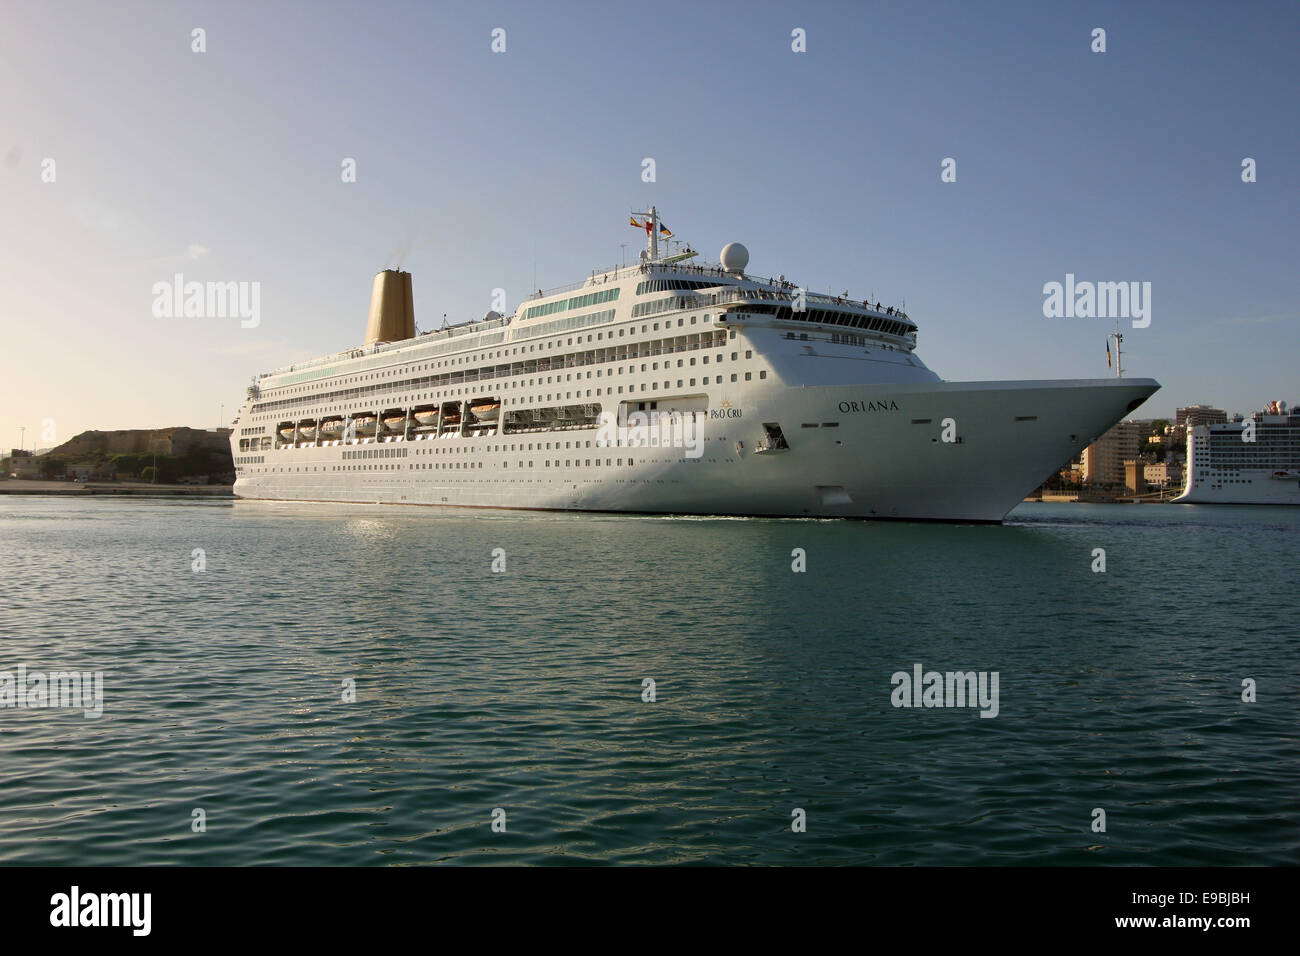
<box><xmin>521</xmin><ymin>286</ymin><xmax>620</xmax><ymax>321</ymax></box>
<box><xmin>260</xmin><ymin>313</ymin><xmax>721</xmax><ymax>402</ymax></box>
<box><xmin>513</xmin><ymin>309</ymin><xmax>616</xmax><ymax>340</ymax></box>
<box><xmin>255</xmin><ymin>369</ymin><xmax>767</xmax><ymax>437</ymax></box>
<box><xmin>343</xmin><ymin>447</ymin><xmax>408</xmax><ymax>460</ymax></box>
<box><xmin>631</xmin><ymin>296</ymin><xmax>696</xmax><ymax>317</ymax></box>
<box><xmin>635</xmin><ymin>279</ymin><xmax>716</xmax><ymax>295</ymax></box>
<box><xmin>266</xmin><ymin>369</ymin><xmax>766</xmax><ymax>441</ymax></box>
<box><xmin>321</xmin><ymin>458</ymin><xmax>635</xmax><ymax>472</ymax></box>
<box><xmin>250</xmin><ymin>329</ymin><xmax>739</xmax><ymax>415</ymax></box>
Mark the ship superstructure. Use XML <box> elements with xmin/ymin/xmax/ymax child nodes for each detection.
<box><xmin>230</xmin><ymin>208</ymin><xmax>1159</xmax><ymax>521</ymax></box>
<box><xmin>1174</xmin><ymin>402</ymin><xmax>1300</xmax><ymax>505</ymax></box>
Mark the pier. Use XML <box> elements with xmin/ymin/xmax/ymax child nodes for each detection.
<box><xmin>0</xmin><ymin>479</ymin><xmax>233</xmax><ymax>497</ymax></box>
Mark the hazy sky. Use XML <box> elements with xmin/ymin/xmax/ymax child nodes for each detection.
<box><xmin>2</xmin><ymin>0</ymin><xmax>1296</xmax><ymax>451</ymax></box>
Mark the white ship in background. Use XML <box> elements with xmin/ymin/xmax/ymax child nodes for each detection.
<box><xmin>1174</xmin><ymin>401</ymin><xmax>1300</xmax><ymax>505</ymax></box>
<box><xmin>229</xmin><ymin>208</ymin><xmax>1159</xmax><ymax>521</ymax></box>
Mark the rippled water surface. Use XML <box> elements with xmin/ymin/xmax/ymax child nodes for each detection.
<box><xmin>1</xmin><ymin>497</ymin><xmax>1297</xmax><ymax>865</ymax></box>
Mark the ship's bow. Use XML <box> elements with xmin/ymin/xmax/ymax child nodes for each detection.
<box><xmin>751</xmin><ymin>377</ymin><xmax>1160</xmax><ymax>521</ymax></box>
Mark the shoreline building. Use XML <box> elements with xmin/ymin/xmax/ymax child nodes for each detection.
<box><xmin>1144</xmin><ymin>460</ymin><xmax>1184</xmax><ymax>490</ymax></box>
<box><xmin>1081</xmin><ymin>420</ymin><xmax>1146</xmax><ymax>491</ymax></box>
<box><xmin>1174</xmin><ymin>405</ymin><xmax>1227</xmax><ymax>447</ymax></box>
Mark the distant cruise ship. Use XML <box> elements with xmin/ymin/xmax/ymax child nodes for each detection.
<box><xmin>1174</xmin><ymin>402</ymin><xmax>1300</xmax><ymax>505</ymax></box>
<box><xmin>229</xmin><ymin>208</ymin><xmax>1159</xmax><ymax>521</ymax></box>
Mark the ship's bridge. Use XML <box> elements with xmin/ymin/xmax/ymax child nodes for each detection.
<box><xmin>710</xmin><ymin>285</ymin><xmax>916</xmax><ymax>344</ymax></box>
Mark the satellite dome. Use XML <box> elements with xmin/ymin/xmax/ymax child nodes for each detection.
<box><xmin>483</xmin><ymin>310</ymin><xmax>502</xmax><ymax>322</ymax></box>
<box><xmin>720</xmin><ymin>242</ymin><xmax>749</xmax><ymax>274</ymax></box>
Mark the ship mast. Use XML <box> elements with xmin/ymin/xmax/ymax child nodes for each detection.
<box><xmin>1108</xmin><ymin>319</ymin><xmax>1124</xmax><ymax>379</ymax></box>
<box><xmin>632</xmin><ymin>206</ymin><xmax>671</xmax><ymax>263</ymax></box>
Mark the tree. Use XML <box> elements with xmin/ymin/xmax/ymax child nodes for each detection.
<box><xmin>109</xmin><ymin>453</ymin><xmax>142</xmax><ymax>477</ymax></box>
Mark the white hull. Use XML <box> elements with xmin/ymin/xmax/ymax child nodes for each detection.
<box><xmin>1173</xmin><ymin>473</ymin><xmax>1300</xmax><ymax>505</ymax></box>
<box><xmin>1173</xmin><ymin>416</ymin><xmax>1300</xmax><ymax>505</ymax></box>
<box><xmin>234</xmin><ymin>378</ymin><xmax>1157</xmax><ymax>522</ymax></box>
<box><xmin>231</xmin><ymin>220</ymin><xmax>1161</xmax><ymax>523</ymax></box>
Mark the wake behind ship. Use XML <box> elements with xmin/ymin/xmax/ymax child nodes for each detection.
<box><xmin>230</xmin><ymin>209</ymin><xmax>1159</xmax><ymax>521</ymax></box>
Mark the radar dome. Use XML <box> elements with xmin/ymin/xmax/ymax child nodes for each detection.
<box><xmin>483</xmin><ymin>310</ymin><xmax>502</xmax><ymax>322</ymax></box>
<box><xmin>720</xmin><ymin>242</ymin><xmax>749</xmax><ymax>274</ymax></box>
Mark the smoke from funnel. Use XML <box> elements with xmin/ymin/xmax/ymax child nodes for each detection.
<box><xmin>387</xmin><ymin>229</ymin><xmax>437</xmax><ymax>270</ymax></box>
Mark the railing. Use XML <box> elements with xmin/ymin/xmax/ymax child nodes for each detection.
<box><xmin>260</xmin><ymin>260</ymin><xmax>909</xmax><ymax>383</ymax></box>
<box><xmin>261</xmin><ymin>317</ymin><xmax>512</xmax><ymax>379</ymax></box>
<box><xmin>528</xmin><ymin>250</ymin><xmax>716</xmax><ymax>300</ymax></box>
<box><xmin>528</xmin><ymin>261</ymin><xmax>644</xmax><ymax>299</ymax></box>
<box><xmin>530</xmin><ymin>276</ymin><xmax>601</xmax><ymax>300</ymax></box>
<box><xmin>619</xmin><ymin>260</ymin><xmax>911</xmax><ymax>320</ymax></box>
<box><xmin>711</xmin><ymin>286</ymin><xmax>911</xmax><ymax>323</ymax></box>
<box><xmin>252</xmin><ymin>334</ymin><xmax>731</xmax><ymax>415</ymax></box>
<box><xmin>414</xmin><ymin>315</ymin><xmax>509</xmax><ymax>343</ymax></box>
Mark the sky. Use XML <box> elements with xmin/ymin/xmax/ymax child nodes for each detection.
<box><xmin>2</xmin><ymin>0</ymin><xmax>1296</xmax><ymax>452</ymax></box>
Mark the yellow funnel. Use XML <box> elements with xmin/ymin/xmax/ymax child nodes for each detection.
<box><xmin>363</xmin><ymin>270</ymin><xmax>414</xmax><ymax>345</ymax></box>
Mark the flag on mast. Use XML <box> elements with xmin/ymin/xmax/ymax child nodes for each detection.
<box><xmin>630</xmin><ymin>215</ymin><xmax>671</xmax><ymax>238</ymax></box>
<box><xmin>1106</xmin><ymin>337</ymin><xmax>1112</xmax><ymax>368</ymax></box>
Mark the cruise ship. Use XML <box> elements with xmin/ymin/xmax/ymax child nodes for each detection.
<box><xmin>229</xmin><ymin>208</ymin><xmax>1159</xmax><ymax>521</ymax></box>
<box><xmin>1174</xmin><ymin>402</ymin><xmax>1300</xmax><ymax>505</ymax></box>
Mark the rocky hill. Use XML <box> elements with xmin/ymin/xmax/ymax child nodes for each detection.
<box><xmin>16</xmin><ymin>428</ymin><xmax>234</xmax><ymax>483</ymax></box>
<box><xmin>45</xmin><ymin>427</ymin><xmax>230</xmax><ymax>459</ymax></box>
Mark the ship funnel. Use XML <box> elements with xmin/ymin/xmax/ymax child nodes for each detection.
<box><xmin>364</xmin><ymin>269</ymin><xmax>415</xmax><ymax>345</ymax></box>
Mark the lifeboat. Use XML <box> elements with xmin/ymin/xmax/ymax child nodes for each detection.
<box><xmin>412</xmin><ymin>407</ymin><xmax>438</xmax><ymax>427</ymax></box>
<box><xmin>298</xmin><ymin>422</ymin><xmax>317</xmax><ymax>440</ymax></box>
<box><xmin>352</xmin><ymin>414</ymin><xmax>378</xmax><ymax>436</ymax></box>
<box><xmin>318</xmin><ymin>417</ymin><xmax>345</xmax><ymax>438</ymax></box>
<box><xmin>277</xmin><ymin>423</ymin><xmax>296</xmax><ymax>441</ymax></box>
<box><xmin>470</xmin><ymin>401</ymin><xmax>500</xmax><ymax>422</ymax></box>
<box><xmin>382</xmin><ymin>412</ymin><xmax>407</xmax><ymax>431</ymax></box>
